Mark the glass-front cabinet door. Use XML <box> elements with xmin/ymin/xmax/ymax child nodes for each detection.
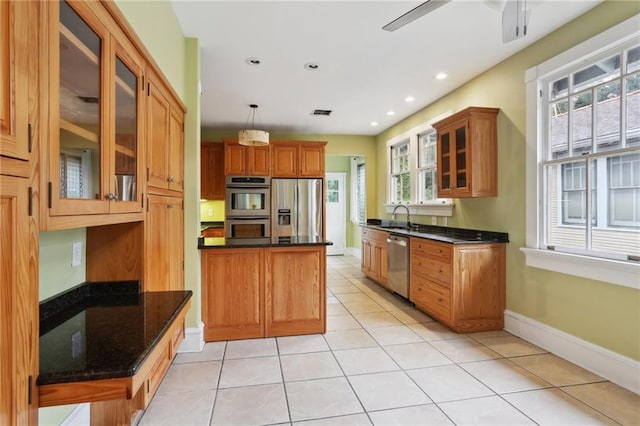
<box><xmin>48</xmin><ymin>0</ymin><xmax>144</xmax><ymax>218</ymax></box>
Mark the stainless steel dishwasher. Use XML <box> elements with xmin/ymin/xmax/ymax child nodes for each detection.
<box><xmin>387</xmin><ymin>234</ymin><xmax>409</xmax><ymax>298</ymax></box>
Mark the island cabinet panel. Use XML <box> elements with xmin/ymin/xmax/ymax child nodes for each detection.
<box><xmin>409</xmin><ymin>237</ymin><xmax>505</xmax><ymax>333</ymax></box>
<box><xmin>201</xmin><ymin>248</ymin><xmax>264</xmax><ymax>341</ymax></box>
<box><xmin>0</xmin><ymin>175</ymin><xmax>38</xmax><ymax>425</ymax></box>
<box><xmin>265</xmin><ymin>246</ymin><xmax>326</xmax><ymax>336</ymax></box>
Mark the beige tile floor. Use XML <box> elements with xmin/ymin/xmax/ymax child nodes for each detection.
<box><xmin>140</xmin><ymin>255</ymin><xmax>640</xmax><ymax>426</ymax></box>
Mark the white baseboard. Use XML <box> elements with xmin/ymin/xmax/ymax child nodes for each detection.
<box><xmin>504</xmin><ymin>309</ymin><xmax>640</xmax><ymax>394</ymax></box>
<box><xmin>178</xmin><ymin>321</ymin><xmax>205</xmax><ymax>353</ymax></box>
<box><xmin>61</xmin><ymin>403</ymin><xmax>90</xmax><ymax>426</ymax></box>
<box><xmin>345</xmin><ymin>247</ymin><xmax>361</xmax><ymax>259</ymax></box>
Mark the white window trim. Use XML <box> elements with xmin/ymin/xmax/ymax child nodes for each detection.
<box><xmin>522</xmin><ymin>14</ymin><xmax>640</xmax><ymax>290</ymax></box>
<box><xmin>386</xmin><ymin>112</ymin><xmax>454</xmax><ymax>217</ymax></box>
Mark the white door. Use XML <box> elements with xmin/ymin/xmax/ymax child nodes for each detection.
<box><xmin>325</xmin><ymin>172</ymin><xmax>346</xmax><ymax>255</ymax></box>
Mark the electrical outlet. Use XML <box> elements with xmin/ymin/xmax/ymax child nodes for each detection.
<box><xmin>442</xmin><ymin>217</ymin><xmax>448</xmax><ymax>226</ymax></box>
<box><xmin>208</xmin><ymin>208</ymin><xmax>214</xmax><ymax>217</ymax></box>
<box><xmin>72</xmin><ymin>241</ymin><xmax>82</xmax><ymax>267</ymax></box>
<box><xmin>431</xmin><ymin>216</ymin><xmax>437</xmax><ymax>225</ymax></box>
<box><xmin>71</xmin><ymin>330</ymin><xmax>82</xmax><ymax>358</ymax></box>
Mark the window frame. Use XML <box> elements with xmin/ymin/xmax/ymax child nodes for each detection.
<box><xmin>522</xmin><ymin>14</ymin><xmax>640</xmax><ymax>289</ymax></box>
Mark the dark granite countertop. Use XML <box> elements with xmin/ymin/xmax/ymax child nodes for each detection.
<box><xmin>38</xmin><ymin>281</ymin><xmax>192</xmax><ymax>386</ymax></box>
<box><xmin>362</xmin><ymin>219</ymin><xmax>509</xmax><ymax>244</ymax></box>
<box><xmin>198</xmin><ymin>236</ymin><xmax>333</xmax><ymax>249</ymax></box>
<box><xmin>200</xmin><ymin>221</ymin><xmax>224</xmax><ymax>231</ymax></box>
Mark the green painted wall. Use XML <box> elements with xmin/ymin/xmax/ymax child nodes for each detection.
<box><xmin>375</xmin><ymin>1</ymin><xmax>640</xmax><ymax>360</ymax></box>
<box><xmin>114</xmin><ymin>0</ymin><xmax>186</xmax><ymax>101</ymax></box>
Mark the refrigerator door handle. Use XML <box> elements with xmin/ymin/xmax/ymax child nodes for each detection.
<box><xmin>294</xmin><ymin>183</ymin><xmax>299</xmax><ymax>237</ymax></box>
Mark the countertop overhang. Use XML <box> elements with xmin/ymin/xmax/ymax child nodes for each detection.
<box><xmin>362</xmin><ymin>219</ymin><xmax>509</xmax><ymax>244</ymax></box>
<box><xmin>198</xmin><ymin>236</ymin><xmax>333</xmax><ymax>249</ymax></box>
<box><xmin>38</xmin><ymin>282</ymin><xmax>192</xmax><ymax>389</ymax></box>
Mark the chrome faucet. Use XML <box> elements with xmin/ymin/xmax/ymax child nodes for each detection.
<box><xmin>391</xmin><ymin>204</ymin><xmax>411</xmax><ymax>229</ymax></box>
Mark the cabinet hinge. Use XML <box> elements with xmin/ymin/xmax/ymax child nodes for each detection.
<box><xmin>28</xmin><ymin>376</ymin><xmax>32</xmax><ymax>405</ymax></box>
<box><xmin>147</xmin><ymin>82</ymin><xmax>150</xmax><ymax>96</ymax></box>
<box><xmin>146</xmin><ymin>167</ymin><xmax>150</xmax><ymax>181</ymax></box>
<box><xmin>141</xmin><ymin>193</ymin><xmax>144</xmax><ymax>209</ymax></box>
<box><xmin>142</xmin><ymin>75</ymin><xmax>145</xmax><ymax>91</ymax></box>
<box><xmin>48</xmin><ymin>182</ymin><xmax>52</xmax><ymax>208</ymax></box>
<box><xmin>28</xmin><ymin>123</ymin><xmax>33</xmax><ymax>153</ymax></box>
<box><xmin>28</xmin><ymin>187</ymin><xmax>33</xmax><ymax>216</ymax></box>
<box><xmin>146</xmin><ymin>197</ymin><xmax>149</xmax><ymax>212</ymax></box>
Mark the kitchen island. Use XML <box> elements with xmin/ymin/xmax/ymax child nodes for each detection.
<box><xmin>199</xmin><ymin>237</ymin><xmax>332</xmax><ymax>341</ymax></box>
<box><xmin>38</xmin><ymin>281</ymin><xmax>191</xmax><ymax>424</ymax></box>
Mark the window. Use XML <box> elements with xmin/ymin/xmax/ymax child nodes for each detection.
<box><xmin>418</xmin><ymin>130</ymin><xmax>438</xmax><ymax>202</ymax></box>
<box><xmin>356</xmin><ymin>162</ymin><xmax>366</xmax><ymax>223</ymax></box>
<box><xmin>385</xmin><ymin>118</ymin><xmax>453</xmax><ymax>216</ymax></box>
<box><xmin>390</xmin><ymin>141</ymin><xmax>410</xmax><ymax>203</ymax></box>
<box><xmin>523</xmin><ymin>17</ymin><xmax>640</xmax><ymax>288</ymax></box>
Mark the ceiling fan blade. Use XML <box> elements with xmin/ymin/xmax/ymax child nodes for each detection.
<box><xmin>502</xmin><ymin>0</ymin><xmax>531</xmax><ymax>43</ymax></box>
<box><xmin>382</xmin><ymin>0</ymin><xmax>452</xmax><ymax>32</ymax></box>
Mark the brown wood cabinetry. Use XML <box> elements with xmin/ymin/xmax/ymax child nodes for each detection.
<box><xmin>0</xmin><ymin>0</ymin><xmax>31</xmax><ymax>169</ymax></box>
<box><xmin>144</xmin><ymin>195</ymin><xmax>184</xmax><ymax>291</ymax></box>
<box><xmin>432</xmin><ymin>107</ymin><xmax>499</xmax><ymax>198</ymax></box>
<box><xmin>201</xmin><ymin>248</ymin><xmax>264</xmax><ymax>341</ymax></box>
<box><xmin>223</xmin><ymin>138</ymin><xmax>270</xmax><ymax>176</ymax></box>
<box><xmin>202</xmin><ymin>246</ymin><xmax>327</xmax><ymax>341</ymax></box>
<box><xmin>361</xmin><ymin>228</ymin><xmax>389</xmax><ymax>288</ymax></box>
<box><xmin>265</xmin><ymin>246</ymin><xmax>326</xmax><ymax>336</ymax></box>
<box><xmin>409</xmin><ymin>237</ymin><xmax>505</xmax><ymax>332</ymax></box>
<box><xmin>201</xmin><ymin>142</ymin><xmax>224</xmax><ymax>200</ymax></box>
<box><xmin>43</xmin><ymin>0</ymin><xmax>149</xmax><ymax>228</ymax></box>
<box><xmin>201</xmin><ymin>227</ymin><xmax>224</xmax><ymax>238</ymax></box>
<box><xmin>271</xmin><ymin>141</ymin><xmax>326</xmax><ymax>178</ymax></box>
<box><xmin>147</xmin><ymin>68</ymin><xmax>184</xmax><ymax>193</ymax></box>
<box><xmin>0</xmin><ymin>176</ymin><xmax>38</xmax><ymax>425</ymax></box>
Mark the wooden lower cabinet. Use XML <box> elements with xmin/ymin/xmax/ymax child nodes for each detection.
<box><xmin>145</xmin><ymin>195</ymin><xmax>184</xmax><ymax>291</ymax></box>
<box><xmin>360</xmin><ymin>228</ymin><xmax>389</xmax><ymax>288</ymax></box>
<box><xmin>201</xmin><ymin>245</ymin><xmax>327</xmax><ymax>341</ymax></box>
<box><xmin>265</xmin><ymin>246</ymin><xmax>326</xmax><ymax>337</ymax></box>
<box><xmin>0</xmin><ymin>175</ymin><xmax>38</xmax><ymax>425</ymax></box>
<box><xmin>410</xmin><ymin>238</ymin><xmax>505</xmax><ymax>332</ymax></box>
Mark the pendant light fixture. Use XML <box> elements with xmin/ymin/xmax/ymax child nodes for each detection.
<box><xmin>238</xmin><ymin>104</ymin><xmax>269</xmax><ymax>146</ymax></box>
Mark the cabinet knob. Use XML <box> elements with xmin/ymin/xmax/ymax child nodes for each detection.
<box><xmin>167</xmin><ymin>176</ymin><xmax>175</xmax><ymax>183</ymax></box>
<box><xmin>438</xmin><ymin>298</ymin><xmax>443</xmax><ymax>302</ymax></box>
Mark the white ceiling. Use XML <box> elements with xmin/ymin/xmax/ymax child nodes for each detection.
<box><xmin>170</xmin><ymin>0</ymin><xmax>602</xmax><ymax>136</ymax></box>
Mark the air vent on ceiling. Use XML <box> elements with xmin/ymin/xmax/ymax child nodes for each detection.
<box><xmin>312</xmin><ymin>109</ymin><xmax>332</xmax><ymax>116</ymax></box>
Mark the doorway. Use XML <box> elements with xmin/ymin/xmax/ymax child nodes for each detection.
<box><xmin>325</xmin><ymin>172</ymin><xmax>346</xmax><ymax>255</ymax></box>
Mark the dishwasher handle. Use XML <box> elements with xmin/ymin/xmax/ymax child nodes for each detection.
<box><xmin>387</xmin><ymin>237</ymin><xmax>408</xmax><ymax>247</ymax></box>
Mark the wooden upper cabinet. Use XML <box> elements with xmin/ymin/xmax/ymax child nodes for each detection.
<box><xmin>146</xmin><ymin>68</ymin><xmax>184</xmax><ymax>194</ymax></box>
<box><xmin>271</xmin><ymin>141</ymin><xmax>326</xmax><ymax>178</ymax></box>
<box><xmin>201</xmin><ymin>142</ymin><xmax>224</xmax><ymax>200</ymax></box>
<box><xmin>0</xmin><ymin>0</ymin><xmax>30</xmax><ymax>164</ymax></box>
<box><xmin>223</xmin><ymin>138</ymin><xmax>270</xmax><ymax>176</ymax></box>
<box><xmin>44</xmin><ymin>0</ymin><xmax>147</xmax><ymax>226</ymax></box>
<box><xmin>432</xmin><ymin>107</ymin><xmax>499</xmax><ymax>198</ymax></box>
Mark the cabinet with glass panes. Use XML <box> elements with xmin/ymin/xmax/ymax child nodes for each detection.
<box><xmin>43</xmin><ymin>0</ymin><xmax>145</xmax><ymax>229</ymax></box>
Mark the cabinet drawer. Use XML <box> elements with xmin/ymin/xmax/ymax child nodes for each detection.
<box><xmin>411</xmin><ymin>238</ymin><xmax>451</xmax><ymax>261</ymax></box>
<box><xmin>410</xmin><ymin>275</ymin><xmax>451</xmax><ymax>323</ymax></box>
<box><xmin>410</xmin><ymin>255</ymin><xmax>451</xmax><ymax>287</ymax></box>
<box><xmin>144</xmin><ymin>345</ymin><xmax>171</xmax><ymax>407</ymax></box>
<box><xmin>362</xmin><ymin>228</ymin><xmax>388</xmax><ymax>243</ymax></box>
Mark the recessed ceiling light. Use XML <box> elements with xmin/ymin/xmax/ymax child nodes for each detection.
<box><xmin>435</xmin><ymin>72</ymin><xmax>448</xmax><ymax>80</ymax></box>
<box><xmin>386</xmin><ymin>111</ymin><xmax>395</xmax><ymax>116</ymax></box>
<box><xmin>405</xmin><ymin>96</ymin><xmax>415</xmax><ymax>102</ymax></box>
<box><xmin>304</xmin><ymin>62</ymin><xmax>319</xmax><ymax>70</ymax></box>
<box><xmin>245</xmin><ymin>57</ymin><xmax>261</xmax><ymax>66</ymax></box>
<box><xmin>371</xmin><ymin>121</ymin><xmax>379</xmax><ymax>127</ymax></box>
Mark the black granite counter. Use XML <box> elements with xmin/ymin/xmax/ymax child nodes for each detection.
<box><xmin>363</xmin><ymin>219</ymin><xmax>509</xmax><ymax>244</ymax></box>
<box><xmin>198</xmin><ymin>236</ymin><xmax>333</xmax><ymax>249</ymax></box>
<box><xmin>38</xmin><ymin>282</ymin><xmax>192</xmax><ymax>386</ymax></box>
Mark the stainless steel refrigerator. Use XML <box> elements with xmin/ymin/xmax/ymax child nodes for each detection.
<box><xmin>271</xmin><ymin>178</ymin><xmax>323</xmax><ymax>239</ymax></box>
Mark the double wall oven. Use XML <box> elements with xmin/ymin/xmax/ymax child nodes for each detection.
<box><xmin>225</xmin><ymin>176</ymin><xmax>271</xmax><ymax>238</ymax></box>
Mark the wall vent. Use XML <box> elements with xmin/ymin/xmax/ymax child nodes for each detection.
<box><xmin>312</xmin><ymin>109</ymin><xmax>332</xmax><ymax>116</ymax></box>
